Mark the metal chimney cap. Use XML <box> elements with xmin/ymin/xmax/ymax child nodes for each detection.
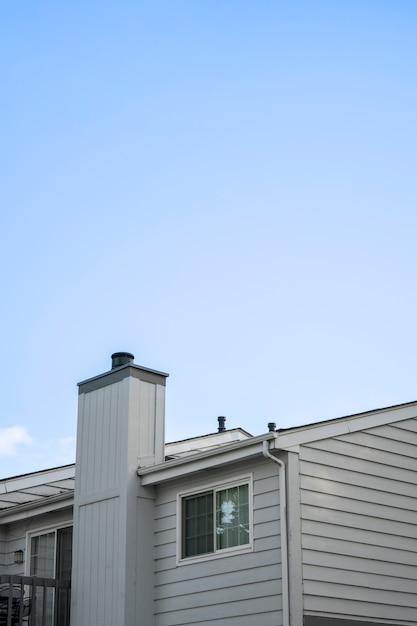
<box><xmin>268</xmin><ymin>422</ymin><xmax>276</xmax><ymax>432</ymax></box>
<box><xmin>111</xmin><ymin>352</ymin><xmax>135</xmax><ymax>369</ymax></box>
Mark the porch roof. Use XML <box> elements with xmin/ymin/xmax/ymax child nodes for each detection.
<box><xmin>0</xmin><ymin>464</ymin><xmax>75</xmax><ymax>516</ymax></box>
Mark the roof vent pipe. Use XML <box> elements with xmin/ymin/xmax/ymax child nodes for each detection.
<box><xmin>217</xmin><ymin>416</ymin><xmax>226</xmax><ymax>432</ymax></box>
<box><xmin>111</xmin><ymin>352</ymin><xmax>135</xmax><ymax>369</ymax></box>
<box><xmin>268</xmin><ymin>422</ymin><xmax>276</xmax><ymax>432</ymax></box>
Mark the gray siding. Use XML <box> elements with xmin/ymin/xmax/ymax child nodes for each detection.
<box><xmin>1</xmin><ymin>507</ymin><xmax>72</xmax><ymax>575</ymax></box>
<box><xmin>154</xmin><ymin>458</ymin><xmax>283</xmax><ymax>626</ymax></box>
<box><xmin>73</xmin><ymin>497</ymin><xmax>121</xmax><ymax>626</ymax></box>
<box><xmin>299</xmin><ymin>417</ymin><xmax>417</xmax><ymax>625</ymax></box>
<box><xmin>76</xmin><ymin>383</ymin><xmax>123</xmax><ymax>496</ymax></box>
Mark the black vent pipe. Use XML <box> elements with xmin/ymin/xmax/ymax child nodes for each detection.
<box><xmin>217</xmin><ymin>416</ymin><xmax>226</xmax><ymax>432</ymax></box>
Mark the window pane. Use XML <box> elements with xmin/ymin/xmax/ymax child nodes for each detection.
<box><xmin>30</xmin><ymin>532</ymin><xmax>55</xmax><ymax>626</ymax></box>
<box><xmin>30</xmin><ymin>532</ymin><xmax>55</xmax><ymax>577</ymax></box>
<box><xmin>182</xmin><ymin>492</ymin><xmax>213</xmax><ymax>557</ymax></box>
<box><xmin>56</xmin><ymin>527</ymin><xmax>73</xmax><ymax>580</ymax></box>
<box><xmin>216</xmin><ymin>484</ymin><xmax>249</xmax><ymax>550</ymax></box>
<box><xmin>56</xmin><ymin>527</ymin><xmax>72</xmax><ymax>625</ymax></box>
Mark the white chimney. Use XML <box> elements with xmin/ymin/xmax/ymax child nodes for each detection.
<box><xmin>71</xmin><ymin>352</ymin><xmax>168</xmax><ymax>626</ymax></box>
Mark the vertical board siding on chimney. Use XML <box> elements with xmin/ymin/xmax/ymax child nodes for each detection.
<box><xmin>73</xmin><ymin>497</ymin><xmax>120</xmax><ymax>626</ymax></box>
<box><xmin>153</xmin><ymin>458</ymin><xmax>283</xmax><ymax>626</ymax></box>
<box><xmin>132</xmin><ymin>378</ymin><xmax>158</xmax><ymax>466</ymax></box>
<box><xmin>299</xmin><ymin>417</ymin><xmax>417</xmax><ymax>624</ymax></box>
<box><xmin>77</xmin><ymin>382</ymin><xmax>124</xmax><ymax>497</ymax></box>
<box><xmin>73</xmin><ymin>379</ymin><xmax>127</xmax><ymax>626</ymax></box>
<box><xmin>128</xmin><ymin>377</ymin><xmax>165</xmax><ymax>468</ymax></box>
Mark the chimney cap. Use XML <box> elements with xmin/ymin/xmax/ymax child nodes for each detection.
<box><xmin>111</xmin><ymin>352</ymin><xmax>135</xmax><ymax>369</ymax></box>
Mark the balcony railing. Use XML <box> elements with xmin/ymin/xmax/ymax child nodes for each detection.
<box><xmin>0</xmin><ymin>575</ymin><xmax>71</xmax><ymax>626</ymax></box>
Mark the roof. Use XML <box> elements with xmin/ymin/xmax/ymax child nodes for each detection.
<box><xmin>139</xmin><ymin>399</ymin><xmax>417</xmax><ymax>485</ymax></box>
<box><xmin>165</xmin><ymin>428</ymin><xmax>252</xmax><ymax>459</ymax></box>
<box><xmin>273</xmin><ymin>398</ymin><xmax>417</xmax><ymax>450</ymax></box>
<box><xmin>276</xmin><ymin>398</ymin><xmax>417</xmax><ymax>435</ymax></box>
<box><xmin>0</xmin><ymin>430</ymin><xmax>252</xmax><ymax>520</ymax></box>
<box><xmin>0</xmin><ymin>465</ymin><xmax>75</xmax><ymax>518</ymax></box>
<box><xmin>2</xmin><ymin>398</ymin><xmax>417</xmax><ymax>516</ymax></box>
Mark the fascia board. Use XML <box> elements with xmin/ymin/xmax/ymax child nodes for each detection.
<box><xmin>139</xmin><ymin>434</ymin><xmax>275</xmax><ymax>486</ymax></box>
<box><xmin>273</xmin><ymin>402</ymin><xmax>417</xmax><ymax>450</ymax></box>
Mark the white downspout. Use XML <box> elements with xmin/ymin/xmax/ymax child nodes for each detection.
<box><xmin>263</xmin><ymin>439</ymin><xmax>289</xmax><ymax>626</ymax></box>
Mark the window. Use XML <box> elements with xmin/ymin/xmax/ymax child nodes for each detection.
<box><xmin>28</xmin><ymin>526</ymin><xmax>72</xmax><ymax>626</ymax></box>
<box><xmin>30</xmin><ymin>526</ymin><xmax>72</xmax><ymax>580</ymax></box>
<box><xmin>180</xmin><ymin>479</ymin><xmax>251</xmax><ymax>560</ymax></box>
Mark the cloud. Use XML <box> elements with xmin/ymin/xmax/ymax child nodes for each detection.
<box><xmin>0</xmin><ymin>426</ymin><xmax>32</xmax><ymax>456</ymax></box>
<box><xmin>49</xmin><ymin>436</ymin><xmax>76</xmax><ymax>465</ymax></box>
<box><xmin>0</xmin><ymin>431</ymin><xmax>75</xmax><ymax>479</ymax></box>
<box><xmin>27</xmin><ymin>436</ymin><xmax>76</xmax><ymax>470</ymax></box>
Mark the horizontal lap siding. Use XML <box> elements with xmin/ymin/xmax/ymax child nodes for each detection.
<box><xmin>1</xmin><ymin>508</ymin><xmax>73</xmax><ymax>575</ymax></box>
<box><xmin>300</xmin><ymin>417</ymin><xmax>417</xmax><ymax>625</ymax></box>
<box><xmin>154</xmin><ymin>459</ymin><xmax>282</xmax><ymax>626</ymax></box>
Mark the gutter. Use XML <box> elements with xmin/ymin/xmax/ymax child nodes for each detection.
<box><xmin>263</xmin><ymin>439</ymin><xmax>289</xmax><ymax>626</ymax></box>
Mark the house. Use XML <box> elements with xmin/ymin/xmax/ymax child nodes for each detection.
<box><xmin>1</xmin><ymin>352</ymin><xmax>417</xmax><ymax>626</ymax></box>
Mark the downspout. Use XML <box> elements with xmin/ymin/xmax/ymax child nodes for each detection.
<box><xmin>263</xmin><ymin>438</ymin><xmax>289</xmax><ymax>626</ymax></box>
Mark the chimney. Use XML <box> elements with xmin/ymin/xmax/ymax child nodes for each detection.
<box><xmin>71</xmin><ymin>353</ymin><xmax>168</xmax><ymax>626</ymax></box>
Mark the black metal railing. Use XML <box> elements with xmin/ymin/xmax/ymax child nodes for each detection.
<box><xmin>0</xmin><ymin>575</ymin><xmax>71</xmax><ymax>626</ymax></box>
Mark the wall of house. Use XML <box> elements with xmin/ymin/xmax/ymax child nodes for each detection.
<box><xmin>153</xmin><ymin>456</ymin><xmax>283</xmax><ymax>626</ymax></box>
<box><xmin>1</xmin><ymin>507</ymin><xmax>73</xmax><ymax>576</ymax></box>
<box><xmin>298</xmin><ymin>417</ymin><xmax>417</xmax><ymax>625</ymax></box>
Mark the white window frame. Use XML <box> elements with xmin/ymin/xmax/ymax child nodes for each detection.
<box><xmin>176</xmin><ymin>474</ymin><xmax>253</xmax><ymax>565</ymax></box>
<box><xmin>26</xmin><ymin>522</ymin><xmax>73</xmax><ymax>578</ymax></box>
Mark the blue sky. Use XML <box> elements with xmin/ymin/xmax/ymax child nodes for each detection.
<box><xmin>1</xmin><ymin>1</ymin><xmax>417</xmax><ymax>478</ymax></box>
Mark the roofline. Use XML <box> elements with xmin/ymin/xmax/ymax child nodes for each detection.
<box><xmin>139</xmin><ymin>400</ymin><xmax>417</xmax><ymax>484</ymax></box>
<box><xmin>138</xmin><ymin>433</ymin><xmax>276</xmax><ymax>485</ymax></box>
<box><xmin>273</xmin><ymin>400</ymin><xmax>417</xmax><ymax>450</ymax></box>
<box><xmin>0</xmin><ymin>492</ymin><xmax>74</xmax><ymax>524</ymax></box>
<box><xmin>0</xmin><ymin>465</ymin><xmax>75</xmax><ymax>494</ymax></box>
<box><xmin>277</xmin><ymin>398</ymin><xmax>417</xmax><ymax>435</ymax></box>
<box><xmin>167</xmin><ymin>427</ymin><xmax>252</xmax><ymax>446</ymax></box>
<box><xmin>3</xmin><ymin>399</ymin><xmax>417</xmax><ymax>500</ymax></box>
